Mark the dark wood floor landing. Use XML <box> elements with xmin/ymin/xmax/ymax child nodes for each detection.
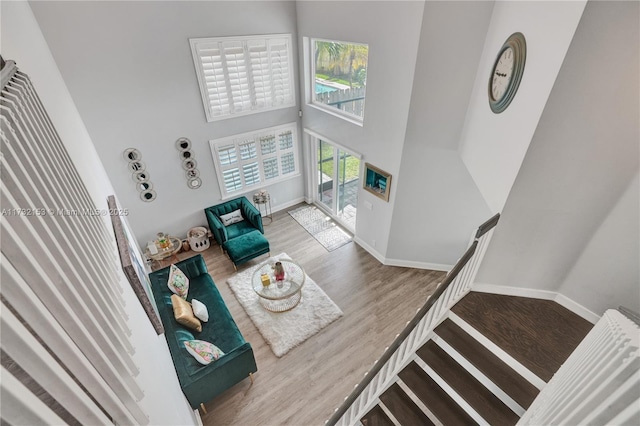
<box><xmin>451</xmin><ymin>291</ymin><xmax>593</xmax><ymax>382</ymax></box>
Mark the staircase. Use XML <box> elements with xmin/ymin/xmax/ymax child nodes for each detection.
<box><xmin>360</xmin><ymin>292</ymin><xmax>593</xmax><ymax>426</ymax></box>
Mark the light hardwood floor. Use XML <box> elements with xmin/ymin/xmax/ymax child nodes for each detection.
<box><xmin>172</xmin><ymin>204</ymin><xmax>445</xmax><ymax>426</ymax></box>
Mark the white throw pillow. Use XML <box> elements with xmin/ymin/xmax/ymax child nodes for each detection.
<box><xmin>219</xmin><ymin>209</ymin><xmax>244</xmax><ymax>226</ymax></box>
<box><xmin>191</xmin><ymin>299</ymin><xmax>209</xmax><ymax>322</ymax></box>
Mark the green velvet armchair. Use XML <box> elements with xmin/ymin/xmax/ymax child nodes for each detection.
<box><xmin>205</xmin><ymin>196</ymin><xmax>263</xmax><ymax>247</ymax></box>
<box><xmin>204</xmin><ymin>196</ymin><xmax>270</xmax><ymax>268</ymax></box>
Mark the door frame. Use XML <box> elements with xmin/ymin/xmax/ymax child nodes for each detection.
<box><xmin>304</xmin><ymin>129</ymin><xmax>361</xmax><ymax>233</ymax></box>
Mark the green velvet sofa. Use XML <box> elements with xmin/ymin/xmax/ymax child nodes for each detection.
<box><xmin>204</xmin><ymin>196</ymin><xmax>270</xmax><ymax>268</ymax></box>
<box><xmin>148</xmin><ymin>254</ymin><xmax>257</xmax><ymax>410</ymax></box>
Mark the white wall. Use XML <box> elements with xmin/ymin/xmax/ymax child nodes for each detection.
<box><xmin>1</xmin><ymin>2</ymin><xmax>197</xmax><ymax>424</ymax></box>
<box><xmin>559</xmin><ymin>174</ymin><xmax>640</xmax><ymax>314</ymax></box>
<box><xmin>28</xmin><ymin>1</ymin><xmax>302</xmax><ymax>246</ymax></box>
<box><xmin>387</xmin><ymin>1</ymin><xmax>494</xmax><ymax>267</ymax></box>
<box><xmin>296</xmin><ymin>1</ymin><xmax>425</xmax><ymax>257</ymax></box>
<box><xmin>475</xmin><ymin>0</ymin><xmax>640</xmax><ymax>316</ymax></box>
<box><xmin>458</xmin><ymin>1</ymin><xmax>586</xmax><ymax>213</ymax></box>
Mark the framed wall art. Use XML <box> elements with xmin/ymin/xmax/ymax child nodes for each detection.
<box><xmin>363</xmin><ymin>162</ymin><xmax>392</xmax><ymax>202</ymax></box>
<box><xmin>108</xmin><ymin>195</ymin><xmax>164</xmax><ymax>334</ymax></box>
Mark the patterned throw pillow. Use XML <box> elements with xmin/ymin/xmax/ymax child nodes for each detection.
<box><xmin>184</xmin><ymin>340</ymin><xmax>225</xmax><ymax>365</ymax></box>
<box><xmin>167</xmin><ymin>264</ymin><xmax>189</xmax><ymax>299</ymax></box>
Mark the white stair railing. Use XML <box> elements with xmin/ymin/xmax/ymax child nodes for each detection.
<box><xmin>518</xmin><ymin>309</ymin><xmax>640</xmax><ymax>425</ymax></box>
<box><xmin>326</xmin><ymin>214</ymin><xmax>500</xmax><ymax>426</ymax></box>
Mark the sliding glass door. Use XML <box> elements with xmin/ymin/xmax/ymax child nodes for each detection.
<box><xmin>316</xmin><ymin>139</ymin><xmax>359</xmax><ymax>232</ymax></box>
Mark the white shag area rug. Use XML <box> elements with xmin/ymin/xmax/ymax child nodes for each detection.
<box><xmin>227</xmin><ymin>253</ymin><xmax>343</xmax><ymax>357</ymax></box>
<box><xmin>288</xmin><ymin>205</ymin><xmax>352</xmax><ymax>251</ymax></box>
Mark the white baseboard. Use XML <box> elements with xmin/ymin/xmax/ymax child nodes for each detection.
<box><xmin>193</xmin><ymin>409</ymin><xmax>203</xmax><ymax>426</ymax></box>
<box><xmin>353</xmin><ymin>237</ymin><xmax>452</xmax><ymax>272</ymax></box>
<box><xmin>385</xmin><ymin>257</ymin><xmax>452</xmax><ymax>272</ymax></box>
<box><xmin>472</xmin><ymin>283</ymin><xmax>600</xmax><ymax>324</ymax></box>
<box><xmin>271</xmin><ymin>197</ymin><xmax>306</xmax><ymax>215</ymax></box>
<box><xmin>353</xmin><ymin>236</ymin><xmax>386</xmax><ymax>264</ymax></box>
<box><xmin>472</xmin><ymin>283</ymin><xmax>558</xmax><ymax>300</ymax></box>
<box><xmin>554</xmin><ymin>293</ymin><xmax>600</xmax><ymax>324</ymax></box>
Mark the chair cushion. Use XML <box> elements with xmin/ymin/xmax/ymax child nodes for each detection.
<box><xmin>226</xmin><ymin>220</ymin><xmax>258</xmax><ymax>240</ymax></box>
<box><xmin>223</xmin><ymin>230</ymin><xmax>269</xmax><ymax>266</ymax></box>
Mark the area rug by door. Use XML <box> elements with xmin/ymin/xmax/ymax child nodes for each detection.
<box><xmin>288</xmin><ymin>205</ymin><xmax>352</xmax><ymax>251</ymax></box>
<box><xmin>227</xmin><ymin>253</ymin><xmax>343</xmax><ymax>357</ymax></box>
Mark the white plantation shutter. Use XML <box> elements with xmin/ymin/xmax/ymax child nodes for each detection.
<box><xmin>223</xmin><ymin>168</ymin><xmax>242</xmax><ymax>193</ymax></box>
<box><xmin>218</xmin><ymin>143</ymin><xmax>237</xmax><ymax>165</ymax></box>
<box><xmin>191</xmin><ymin>34</ymin><xmax>295</xmax><ymax>122</ymax></box>
<box><xmin>239</xmin><ymin>140</ymin><xmax>257</xmax><ymax>160</ymax></box>
<box><xmin>199</xmin><ymin>45</ymin><xmax>229</xmax><ymax>116</ymax></box>
<box><xmin>242</xmin><ymin>162</ymin><xmax>261</xmax><ymax>186</ymax></box>
<box><xmin>221</xmin><ymin>42</ymin><xmax>251</xmax><ymax>113</ymax></box>
<box><xmin>269</xmin><ymin>38</ymin><xmax>293</xmax><ymax>107</ymax></box>
<box><xmin>281</xmin><ymin>152</ymin><xmax>295</xmax><ymax>175</ymax></box>
<box><xmin>248</xmin><ymin>39</ymin><xmax>271</xmax><ymax>109</ymax></box>
<box><xmin>209</xmin><ymin>123</ymin><xmax>299</xmax><ymax>197</ymax></box>
<box><xmin>263</xmin><ymin>157</ymin><xmax>279</xmax><ymax>180</ymax></box>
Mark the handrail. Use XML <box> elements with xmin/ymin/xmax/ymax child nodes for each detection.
<box><xmin>618</xmin><ymin>306</ymin><xmax>640</xmax><ymax>325</ymax></box>
<box><xmin>476</xmin><ymin>213</ymin><xmax>501</xmax><ymax>239</ymax></box>
<box><xmin>326</xmin><ymin>213</ymin><xmax>500</xmax><ymax>425</ymax></box>
<box><xmin>1</xmin><ymin>57</ymin><xmax>18</xmax><ymax>91</ymax></box>
<box><xmin>326</xmin><ymin>241</ymin><xmax>479</xmax><ymax>425</ymax></box>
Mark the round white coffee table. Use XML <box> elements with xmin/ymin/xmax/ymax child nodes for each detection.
<box><xmin>251</xmin><ymin>259</ymin><xmax>305</xmax><ymax>312</ymax></box>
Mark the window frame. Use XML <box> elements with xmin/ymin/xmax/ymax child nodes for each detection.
<box><xmin>309</xmin><ymin>37</ymin><xmax>368</xmax><ymax>125</ymax></box>
<box><xmin>210</xmin><ymin>123</ymin><xmax>300</xmax><ymax>199</ymax></box>
<box><xmin>190</xmin><ymin>34</ymin><xmax>296</xmax><ymax>122</ymax></box>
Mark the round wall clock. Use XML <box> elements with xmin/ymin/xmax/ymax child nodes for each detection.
<box><xmin>488</xmin><ymin>32</ymin><xmax>526</xmax><ymax>113</ymax></box>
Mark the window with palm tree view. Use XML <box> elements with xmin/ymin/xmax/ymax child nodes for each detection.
<box><xmin>312</xmin><ymin>39</ymin><xmax>368</xmax><ymax>121</ymax></box>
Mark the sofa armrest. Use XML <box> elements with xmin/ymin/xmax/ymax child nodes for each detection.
<box><xmin>205</xmin><ymin>208</ymin><xmax>227</xmax><ymax>244</ymax></box>
<box><xmin>181</xmin><ymin>342</ymin><xmax>257</xmax><ymax>408</ymax></box>
<box><xmin>241</xmin><ymin>199</ymin><xmax>264</xmax><ymax>234</ymax></box>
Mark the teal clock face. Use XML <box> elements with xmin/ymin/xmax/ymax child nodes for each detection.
<box><xmin>489</xmin><ymin>33</ymin><xmax>526</xmax><ymax>113</ymax></box>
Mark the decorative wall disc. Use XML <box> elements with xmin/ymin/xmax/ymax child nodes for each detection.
<box><xmin>132</xmin><ymin>170</ymin><xmax>149</xmax><ymax>182</ymax></box>
<box><xmin>176</xmin><ymin>137</ymin><xmax>192</xmax><ymax>151</ymax></box>
<box><xmin>185</xmin><ymin>169</ymin><xmax>200</xmax><ymax>179</ymax></box>
<box><xmin>127</xmin><ymin>160</ymin><xmax>146</xmax><ymax>173</ymax></box>
<box><xmin>137</xmin><ymin>181</ymin><xmax>153</xmax><ymax>192</ymax></box>
<box><xmin>188</xmin><ymin>178</ymin><xmax>202</xmax><ymax>189</ymax></box>
<box><xmin>123</xmin><ymin>148</ymin><xmax>142</xmax><ymax>161</ymax></box>
<box><xmin>140</xmin><ymin>190</ymin><xmax>157</xmax><ymax>202</ymax></box>
<box><xmin>182</xmin><ymin>158</ymin><xmax>197</xmax><ymax>170</ymax></box>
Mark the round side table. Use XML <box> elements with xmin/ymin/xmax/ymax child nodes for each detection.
<box><xmin>146</xmin><ymin>236</ymin><xmax>181</xmax><ymax>269</ymax></box>
<box><xmin>253</xmin><ymin>192</ymin><xmax>273</xmax><ymax>225</ymax></box>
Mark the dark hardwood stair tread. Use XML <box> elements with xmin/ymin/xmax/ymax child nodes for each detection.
<box><xmin>417</xmin><ymin>341</ymin><xmax>520</xmax><ymax>425</ymax></box>
<box><xmin>380</xmin><ymin>383</ymin><xmax>434</xmax><ymax>426</ymax></box>
<box><xmin>361</xmin><ymin>405</ymin><xmax>394</xmax><ymax>426</ymax></box>
<box><xmin>399</xmin><ymin>361</ymin><xmax>477</xmax><ymax>426</ymax></box>
<box><xmin>451</xmin><ymin>292</ymin><xmax>593</xmax><ymax>382</ymax></box>
<box><xmin>435</xmin><ymin>318</ymin><xmax>539</xmax><ymax>408</ymax></box>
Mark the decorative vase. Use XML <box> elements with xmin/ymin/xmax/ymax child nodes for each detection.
<box><xmin>273</xmin><ymin>261</ymin><xmax>285</xmax><ymax>281</ymax></box>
